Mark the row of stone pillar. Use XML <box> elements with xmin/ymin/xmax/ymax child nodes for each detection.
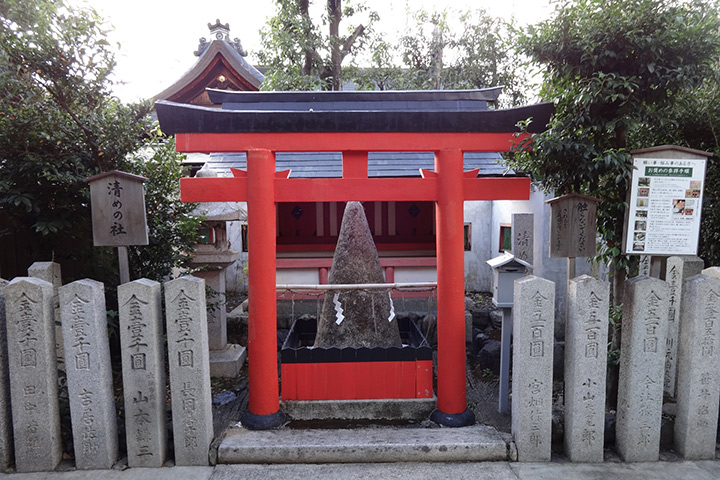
<box><xmin>0</xmin><ymin>268</ymin><xmax>213</xmax><ymax>473</ymax></box>
<box><xmin>512</xmin><ymin>263</ymin><xmax>720</xmax><ymax>462</ymax></box>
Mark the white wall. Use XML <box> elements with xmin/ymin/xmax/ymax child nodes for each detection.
<box><xmin>464</xmin><ymin>201</ymin><xmax>494</xmax><ymax>291</ymax></box>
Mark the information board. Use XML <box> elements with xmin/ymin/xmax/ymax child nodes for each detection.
<box><xmin>625</xmin><ymin>157</ymin><xmax>706</xmax><ymax>255</ymax></box>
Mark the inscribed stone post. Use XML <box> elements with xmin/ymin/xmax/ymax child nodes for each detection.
<box><xmin>511</xmin><ymin>213</ymin><xmax>534</xmax><ymax>266</ymax></box>
<box><xmin>616</xmin><ymin>276</ymin><xmax>670</xmax><ymax>462</ymax></box>
<box><xmin>702</xmin><ymin>266</ymin><xmax>720</xmax><ymax>278</ymax></box>
<box><xmin>28</xmin><ymin>262</ymin><xmax>64</xmax><ymax>373</ymax></box>
<box><xmin>59</xmin><ymin>279</ymin><xmax>118</xmax><ymax>469</ymax></box>
<box><xmin>6</xmin><ymin>277</ymin><xmax>62</xmax><ymax>473</ymax></box>
<box><xmin>512</xmin><ymin>275</ymin><xmax>555</xmax><ymax>462</ymax></box>
<box><xmin>564</xmin><ymin>275</ymin><xmax>609</xmax><ymax>462</ymax></box>
<box><xmin>165</xmin><ymin>276</ymin><xmax>213</xmax><ymax>466</ymax></box>
<box><xmin>119</xmin><ymin>279</ymin><xmax>167</xmax><ymax>467</ymax></box>
<box><xmin>638</xmin><ymin>256</ymin><xmax>651</xmax><ymax>277</ymax></box>
<box><xmin>663</xmin><ymin>256</ymin><xmax>704</xmax><ymax>397</ymax></box>
<box><xmin>0</xmin><ymin>280</ymin><xmax>13</xmax><ymax>469</ymax></box>
<box><xmin>674</xmin><ymin>274</ymin><xmax>720</xmax><ymax>459</ymax></box>
<box><xmin>27</xmin><ymin>262</ymin><xmax>61</xmax><ymax>290</ymax></box>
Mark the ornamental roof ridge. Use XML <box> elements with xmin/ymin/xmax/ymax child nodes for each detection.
<box><xmin>195</xmin><ymin>19</ymin><xmax>247</xmax><ymax>58</ymax></box>
<box><xmin>208</xmin><ymin>19</ymin><xmax>229</xmax><ymax>31</ymax></box>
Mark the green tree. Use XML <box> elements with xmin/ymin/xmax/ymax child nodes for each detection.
<box><xmin>350</xmin><ymin>8</ymin><xmax>530</xmax><ymax>107</ymax></box>
<box><xmin>0</xmin><ymin>0</ymin><xmax>151</xmax><ymax>267</ymax></box>
<box><xmin>509</xmin><ymin>0</ymin><xmax>720</xmax><ymax>283</ymax></box>
<box><xmin>0</xmin><ymin>0</ymin><xmax>199</xmax><ymax>283</ymax></box>
<box><xmin>509</xmin><ymin>0</ymin><xmax>720</xmax><ymax>408</ymax></box>
<box><xmin>633</xmin><ymin>63</ymin><xmax>720</xmax><ymax>266</ymax></box>
<box><xmin>258</xmin><ymin>0</ymin><xmax>377</xmax><ymax>90</ymax></box>
<box><xmin>124</xmin><ymin>138</ymin><xmax>203</xmax><ymax>283</ymax></box>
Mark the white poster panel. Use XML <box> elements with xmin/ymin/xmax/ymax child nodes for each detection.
<box><xmin>625</xmin><ymin>157</ymin><xmax>706</xmax><ymax>255</ymax></box>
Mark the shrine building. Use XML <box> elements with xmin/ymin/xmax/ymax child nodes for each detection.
<box><xmin>154</xmin><ymin>20</ymin><xmax>589</xmax><ymax>321</ymax></box>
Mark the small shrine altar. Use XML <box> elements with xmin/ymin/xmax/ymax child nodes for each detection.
<box><xmin>155</xmin><ymin>88</ymin><xmax>553</xmax><ymax>429</ymax></box>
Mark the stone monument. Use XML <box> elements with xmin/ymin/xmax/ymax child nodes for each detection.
<box><xmin>119</xmin><ymin>279</ymin><xmax>167</xmax><ymax>467</ymax></box>
<box><xmin>674</xmin><ymin>273</ymin><xmax>720</xmax><ymax>459</ymax></box>
<box><xmin>59</xmin><ymin>279</ymin><xmax>118</xmax><ymax>469</ymax></box>
<box><xmin>564</xmin><ymin>275</ymin><xmax>609</xmax><ymax>462</ymax></box>
<box><xmin>616</xmin><ymin>276</ymin><xmax>670</xmax><ymax>462</ymax></box>
<box><xmin>511</xmin><ymin>275</ymin><xmax>555</xmax><ymax>462</ymax></box>
<box><xmin>663</xmin><ymin>256</ymin><xmax>703</xmax><ymax>397</ymax></box>
<box><xmin>164</xmin><ymin>276</ymin><xmax>213</xmax><ymax>466</ymax></box>
<box><xmin>314</xmin><ymin>201</ymin><xmax>402</xmax><ymax>349</ymax></box>
<box><xmin>27</xmin><ymin>262</ymin><xmax>63</xmax><ymax>373</ymax></box>
<box><xmin>6</xmin><ymin>277</ymin><xmax>62</xmax><ymax>473</ymax></box>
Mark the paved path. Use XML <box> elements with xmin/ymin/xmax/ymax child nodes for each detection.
<box><xmin>2</xmin><ymin>460</ymin><xmax>719</xmax><ymax>480</ymax></box>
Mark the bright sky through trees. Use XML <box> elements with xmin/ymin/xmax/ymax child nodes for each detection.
<box><xmin>69</xmin><ymin>0</ymin><xmax>552</xmax><ymax>101</ymax></box>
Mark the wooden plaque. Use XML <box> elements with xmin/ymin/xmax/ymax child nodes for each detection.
<box><xmin>546</xmin><ymin>193</ymin><xmax>599</xmax><ymax>258</ymax></box>
<box><xmin>86</xmin><ymin>170</ymin><xmax>149</xmax><ymax>246</ymax></box>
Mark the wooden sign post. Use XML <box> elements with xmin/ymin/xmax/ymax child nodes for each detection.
<box><xmin>85</xmin><ymin>171</ymin><xmax>149</xmax><ymax>284</ymax></box>
<box><xmin>546</xmin><ymin>193</ymin><xmax>600</xmax><ymax>281</ymax></box>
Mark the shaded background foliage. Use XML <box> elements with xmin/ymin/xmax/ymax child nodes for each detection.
<box><xmin>508</xmin><ymin>0</ymin><xmax>720</xmax><ymax>274</ymax></box>
<box><xmin>0</xmin><ymin>0</ymin><xmax>199</xmax><ymax>286</ymax></box>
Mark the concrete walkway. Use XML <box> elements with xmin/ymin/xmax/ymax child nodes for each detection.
<box><xmin>1</xmin><ymin>460</ymin><xmax>719</xmax><ymax>480</ymax></box>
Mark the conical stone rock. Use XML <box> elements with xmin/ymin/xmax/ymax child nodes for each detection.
<box><xmin>313</xmin><ymin>202</ymin><xmax>402</xmax><ymax>348</ymax></box>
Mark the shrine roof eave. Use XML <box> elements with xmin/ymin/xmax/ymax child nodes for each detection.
<box><xmin>206</xmin><ymin>87</ymin><xmax>504</xmax><ymax>105</ymax></box>
<box><xmin>155</xmin><ymin>99</ymin><xmax>554</xmax><ymax>135</ymax></box>
<box><xmin>152</xmin><ymin>41</ymin><xmax>263</xmax><ymax>102</ymax></box>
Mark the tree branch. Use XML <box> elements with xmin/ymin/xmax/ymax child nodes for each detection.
<box><xmin>340</xmin><ymin>24</ymin><xmax>365</xmax><ymax>60</ymax></box>
<box><xmin>36</xmin><ymin>78</ymin><xmax>107</xmax><ymax>169</ymax></box>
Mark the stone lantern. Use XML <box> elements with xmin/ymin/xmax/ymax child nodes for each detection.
<box><xmin>190</xmin><ymin>188</ymin><xmax>246</xmax><ymax>377</ymax></box>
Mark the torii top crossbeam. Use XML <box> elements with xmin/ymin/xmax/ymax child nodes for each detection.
<box><xmin>156</xmin><ymin>88</ymin><xmax>553</xmax><ymax>429</ymax></box>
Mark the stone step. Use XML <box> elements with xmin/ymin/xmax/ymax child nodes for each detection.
<box><xmin>218</xmin><ymin>424</ymin><xmax>512</xmax><ymax>464</ymax></box>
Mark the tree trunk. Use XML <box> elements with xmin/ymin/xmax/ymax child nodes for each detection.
<box><xmin>327</xmin><ymin>0</ymin><xmax>342</xmax><ymax>90</ymax></box>
<box><xmin>605</xmin><ymin>122</ymin><xmax>628</xmax><ymax>409</ymax></box>
<box><xmin>299</xmin><ymin>0</ymin><xmax>313</xmax><ymax>76</ymax></box>
<box><xmin>606</xmin><ymin>266</ymin><xmax>625</xmax><ymax>409</ymax></box>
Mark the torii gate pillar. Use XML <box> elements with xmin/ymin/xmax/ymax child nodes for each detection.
<box><xmin>432</xmin><ymin>149</ymin><xmax>474</xmax><ymax>424</ymax></box>
<box><xmin>242</xmin><ymin>149</ymin><xmax>285</xmax><ymax>428</ymax></box>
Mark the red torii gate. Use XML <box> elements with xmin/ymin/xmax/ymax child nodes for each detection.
<box><xmin>156</xmin><ymin>89</ymin><xmax>553</xmax><ymax>429</ymax></box>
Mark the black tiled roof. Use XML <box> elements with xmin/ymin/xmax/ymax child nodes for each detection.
<box><xmin>207</xmin><ymin>87</ymin><xmax>504</xmax><ymax>106</ymax></box>
<box><xmin>156</xmin><ymin>100</ymin><xmax>553</xmax><ymax>135</ymax></box>
<box><xmin>166</xmin><ymin>88</ymin><xmax>546</xmax><ymax>177</ymax></box>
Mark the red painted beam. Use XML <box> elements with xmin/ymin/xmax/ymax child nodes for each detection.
<box><xmin>180</xmin><ymin>176</ymin><xmax>247</xmax><ymax>202</ymax></box>
<box><xmin>180</xmin><ymin>176</ymin><xmax>530</xmax><ymax>203</ymax></box>
<box><xmin>276</xmin><ymin>257</ymin><xmax>437</xmax><ymax>269</ymax></box>
<box><xmin>175</xmin><ymin>132</ymin><xmax>529</xmax><ymax>153</ymax></box>
<box><xmin>277</xmin><ymin>243</ymin><xmax>436</xmax><ymax>252</ymax></box>
<box><xmin>342</xmin><ymin>151</ymin><xmax>368</xmax><ymax>179</ymax></box>
<box><xmin>275</xmin><ymin>178</ymin><xmax>436</xmax><ymax>202</ymax></box>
